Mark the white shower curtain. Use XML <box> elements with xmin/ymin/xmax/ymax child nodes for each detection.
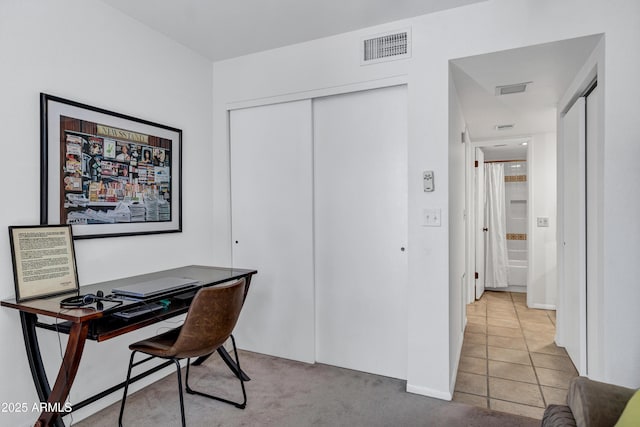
<box><xmin>484</xmin><ymin>163</ymin><xmax>509</xmax><ymax>288</ymax></box>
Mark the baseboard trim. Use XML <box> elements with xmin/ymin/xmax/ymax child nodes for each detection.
<box><xmin>531</xmin><ymin>303</ymin><xmax>556</xmax><ymax>310</ymax></box>
<box><xmin>485</xmin><ymin>286</ymin><xmax>526</xmax><ymax>293</ymax></box>
<box><xmin>406</xmin><ymin>383</ymin><xmax>452</xmax><ymax>401</ymax></box>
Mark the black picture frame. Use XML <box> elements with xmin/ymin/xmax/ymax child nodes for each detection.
<box><xmin>40</xmin><ymin>93</ymin><xmax>182</xmax><ymax>239</ymax></box>
<box><xmin>9</xmin><ymin>224</ymin><xmax>80</xmax><ymax>302</ymax></box>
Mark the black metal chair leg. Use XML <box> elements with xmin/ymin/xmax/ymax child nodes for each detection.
<box><xmin>120</xmin><ymin>354</ymin><xmax>186</xmax><ymax>427</ymax></box>
<box><xmin>230</xmin><ymin>335</ymin><xmax>247</xmax><ymax>408</ymax></box>
<box><xmin>191</xmin><ymin>352</ymin><xmax>213</xmax><ymax>366</ymax></box>
<box><xmin>185</xmin><ymin>335</ymin><xmax>246</xmax><ymax>409</ymax></box>
<box><xmin>193</xmin><ymin>349</ymin><xmax>251</xmax><ymax>381</ymax></box>
<box><xmin>118</xmin><ymin>351</ymin><xmax>138</xmax><ymax>427</ymax></box>
<box><xmin>173</xmin><ymin>359</ymin><xmax>186</xmax><ymax>427</ymax></box>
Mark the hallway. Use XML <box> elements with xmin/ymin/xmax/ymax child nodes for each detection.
<box><xmin>453</xmin><ymin>291</ymin><xmax>578</xmax><ymax>419</ymax></box>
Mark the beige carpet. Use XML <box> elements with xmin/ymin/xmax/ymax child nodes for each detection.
<box><xmin>72</xmin><ymin>350</ymin><xmax>539</xmax><ymax>427</ymax></box>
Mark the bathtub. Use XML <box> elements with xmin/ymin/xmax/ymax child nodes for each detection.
<box><xmin>508</xmin><ymin>248</ymin><xmax>527</xmax><ymax>261</ymax></box>
<box><xmin>507</xmin><ymin>257</ymin><xmax>528</xmax><ymax>287</ymax></box>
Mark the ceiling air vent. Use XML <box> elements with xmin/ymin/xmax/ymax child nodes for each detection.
<box><xmin>495</xmin><ymin>81</ymin><xmax>532</xmax><ymax>96</ymax></box>
<box><xmin>495</xmin><ymin>124</ymin><xmax>515</xmax><ymax>131</ymax></box>
<box><xmin>361</xmin><ymin>29</ymin><xmax>411</xmax><ymax>65</ymax></box>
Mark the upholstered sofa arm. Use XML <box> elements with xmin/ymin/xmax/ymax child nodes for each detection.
<box><xmin>566</xmin><ymin>377</ymin><xmax>635</xmax><ymax>427</ymax></box>
<box><xmin>543</xmin><ymin>376</ymin><xmax>637</xmax><ymax>427</ymax></box>
<box><xmin>542</xmin><ymin>404</ymin><xmax>577</xmax><ymax>427</ymax></box>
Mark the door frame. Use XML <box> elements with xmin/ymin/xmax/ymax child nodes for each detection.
<box><xmin>474</xmin><ymin>146</ymin><xmax>485</xmax><ymax>301</ymax></box>
<box><xmin>456</xmin><ymin>35</ymin><xmax>604</xmax><ymax>389</ymax></box>
<box><xmin>465</xmin><ymin>137</ymin><xmax>531</xmax><ymax>304</ymax></box>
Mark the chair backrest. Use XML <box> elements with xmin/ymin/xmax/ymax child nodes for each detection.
<box><xmin>170</xmin><ymin>278</ymin><xmax>246</xmax><ymax>359</ymax></box>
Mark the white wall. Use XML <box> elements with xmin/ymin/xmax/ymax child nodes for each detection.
<box><xmin>528</xmin><ymin>132</ymin><xmax>557</xmax><ymax>309</ymax></box>
<box><xmin>0</xmin><ymin>1</ymin><xmax>214</xmax><ymax>425</ymax></box>
<box><xmin>213</xmin><ymin>0</ymin><xmax>640</xmax><ymax>398</ymax></box>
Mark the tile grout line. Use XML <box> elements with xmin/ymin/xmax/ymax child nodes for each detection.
<box><xmin>461</xmin><ymin>293</ymin><xmax>540</xmax><ymax>409</ymax></box>
<box><xmin>511</xmin><ymin>291</ymin><xmax>547</xmax><ymax>409</ymax></box>
<box><xmin>461</xmin><ymin>292</ymin><xmax>572</xmax><ymax>416</ymax></box>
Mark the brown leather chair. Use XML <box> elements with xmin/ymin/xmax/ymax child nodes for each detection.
<box><xmin>118</xmin><ymin>279</ymin><xmax>247</xmax><ymax>427</ymax></box>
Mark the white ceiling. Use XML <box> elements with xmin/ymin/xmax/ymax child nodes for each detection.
<box><xmin>99</xmin><ymin>0</ymin><xmax>486</xmax><ymax>62</ymax></box>
<box><xmin>451</xmin><ymin>35</ymin><xmax>602</xmax><ymax>141</ymax></box>
<box><xmin>99</xmin><ymin>1</ymin><xmax>600</xmax><ymax>148</ymax></box>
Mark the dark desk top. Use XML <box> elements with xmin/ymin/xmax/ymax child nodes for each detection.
<box><xmin>1</xmin><ymin>265</ymin><xmax>257</xmax><ymax>336</ymax></box>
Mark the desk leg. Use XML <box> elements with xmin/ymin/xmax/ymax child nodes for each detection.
<box><xmin>35</xmin><ymin>321</ymin><xmax>89</xmax><ymax>427</ymax></box>
<box><xmin>20</xmin><ymin>313</ymin><xmax>63</xmax><ymax>427</ymax></box>
<box><xmin>241</xmin><ymin>274</ymin><xmax>253</xmax><ymax>304</ymax></box>
<box><xmin>21</xmin><ymin>313</ymin><xmax>53</xmax><ymax>404</ymax></box>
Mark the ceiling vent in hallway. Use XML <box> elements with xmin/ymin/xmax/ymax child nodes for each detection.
<box><xmin>361</xmin><ymin>29</ymin><xmax>411</xmax><ymax>65</ymax></box>
<box><xmin>495</xmin><ymin>124</ymin><xmax>515</xmax><ymax>131</ymax></box>
<box><xmin>495</xmin><ymin>81</ymin><xmax>532</xmax><ymax>96</ymax></box>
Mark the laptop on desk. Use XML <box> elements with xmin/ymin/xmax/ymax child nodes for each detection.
<box><xmin>112</xmin><ymin>277</ymin><xmax>201</xmax><ymax>300</ymax></box>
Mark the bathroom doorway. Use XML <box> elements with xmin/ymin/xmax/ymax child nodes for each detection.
<box><xmin>474</xmin><ymin>140</ymin><xmax>530</xmax><ymax>299</ymax></box>
<box><xmin>452</xmin><ymin>35</ymin><xmax>602</xmax><ymax>312</ymax></box>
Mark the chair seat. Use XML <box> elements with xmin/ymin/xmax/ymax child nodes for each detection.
<box><xmin>130</xmin><ymin>327</ymin><xmax>182</xmax><ymax>358</ymax></box>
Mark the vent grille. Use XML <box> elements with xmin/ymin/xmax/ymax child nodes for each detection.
<box><xmin>495</xmin><ymin>124</ymin><xmax>515</xmax><ymax>131</ymax></box>
<box><xmin>495</xmin><ymin>82</ymin><xmax>532</xmax><ymax>96</ymax></box>
<box><xmin>362</xmin><ymin>30</ymin><xmax>410</xmax><ymax>64</ymax></box>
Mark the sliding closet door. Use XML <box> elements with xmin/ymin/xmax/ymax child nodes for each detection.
<box><xmin>230</xmin><ymin>100</ymin><xmax>315</xmax><ymax>363</ymax></box>
<box><xmin>560</xmin><ymin>97</ymin><xmax>587</xmax><ymax>375</ymax></box>
<box><xmin>314</xmin><ymin>86</ymin><xmax>408</xmax><ymax>379</ymax></box>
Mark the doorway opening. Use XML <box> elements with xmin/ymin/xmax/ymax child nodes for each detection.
<box><xmin>449</xmin><ymin>34</ymin><xmax>603</xmax><ymax>417</ymax></box>
<box><xmin>474</xmin><ymin>140</ymin><xmax>530</xmax><ymax>300</ymax></box>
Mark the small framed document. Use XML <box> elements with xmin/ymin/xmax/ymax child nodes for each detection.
<box><xmin>9</xmin><ymin>225</ymin><xmax>79</xmax><ymax>302</ymax></box>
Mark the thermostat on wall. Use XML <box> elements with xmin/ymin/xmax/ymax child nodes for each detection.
<box><xmin>423</xmin><ymin>171</ymin><xmax>434</xmax><ymax>192</ymax></box>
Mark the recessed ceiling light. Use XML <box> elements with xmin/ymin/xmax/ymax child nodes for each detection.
<box><xmin>521</xmin><ymin>142</ymin><xmax>528</xmax><ymax>146</ymax></box>
<box><xmin>495</xmin><ymin>81</ymin><xmax>532</xmax><ymax>96</ymax></box>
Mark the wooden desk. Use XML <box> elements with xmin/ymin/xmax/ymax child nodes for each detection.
<box><xmin>1</xmin><ymin>265</ymin><xmax>257</xmax><ymax>427</ymax></box>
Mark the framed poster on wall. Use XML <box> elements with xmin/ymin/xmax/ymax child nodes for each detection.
<box><xmin>40</xmin><ymin>93</ymin><xmax>182</xmax><ymax>239</ymax></box>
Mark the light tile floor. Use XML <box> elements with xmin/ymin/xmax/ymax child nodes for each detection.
<box><xmin>453</xmin><ymin>291</ymin><xmax>579</xmax><ymax>420</ymax></box>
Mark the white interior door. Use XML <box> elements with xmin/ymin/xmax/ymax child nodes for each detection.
<box><xmin>314</xmin><ymin>86</ymin><xmax>408</xmax><ymax>379</ymax></box>
<box><xmin>561</xmin><ymin>97</ymin><xmax>587</xmax><ymax>374</ymax></box>
<box><xmin>475</xmin><ymin>147</ymin><xmax>486</xmax><ymax>300</ymax></box>
<box><xmin>230</xmin><ymin>100</ymin><xmax>315</xmax><ymax>363</ymax></box>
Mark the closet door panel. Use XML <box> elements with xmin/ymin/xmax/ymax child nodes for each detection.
<box><xmin>560</xmin><ymin>97</ymin><xmax>586</xmax><ymax>374</ymax></box>
<box><xmin>314</xmin><ymin>86</ymin><xmax>408</xmax><ymax>379</ymax></box>
<box><xmin>230</xmin><ymin>100</ymin><xmax>315</xmax><ymax>363</ymax></box>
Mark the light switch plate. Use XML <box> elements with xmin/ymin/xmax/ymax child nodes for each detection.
<box><xmin>423</xmin><ymin>208</ymin><xmax>441</xmax><ymax>227</ymax></box>
<box><xmin>537</xmin><ymin>217</ymin><xmax>549</xmax><ymax>227</ymax></box>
